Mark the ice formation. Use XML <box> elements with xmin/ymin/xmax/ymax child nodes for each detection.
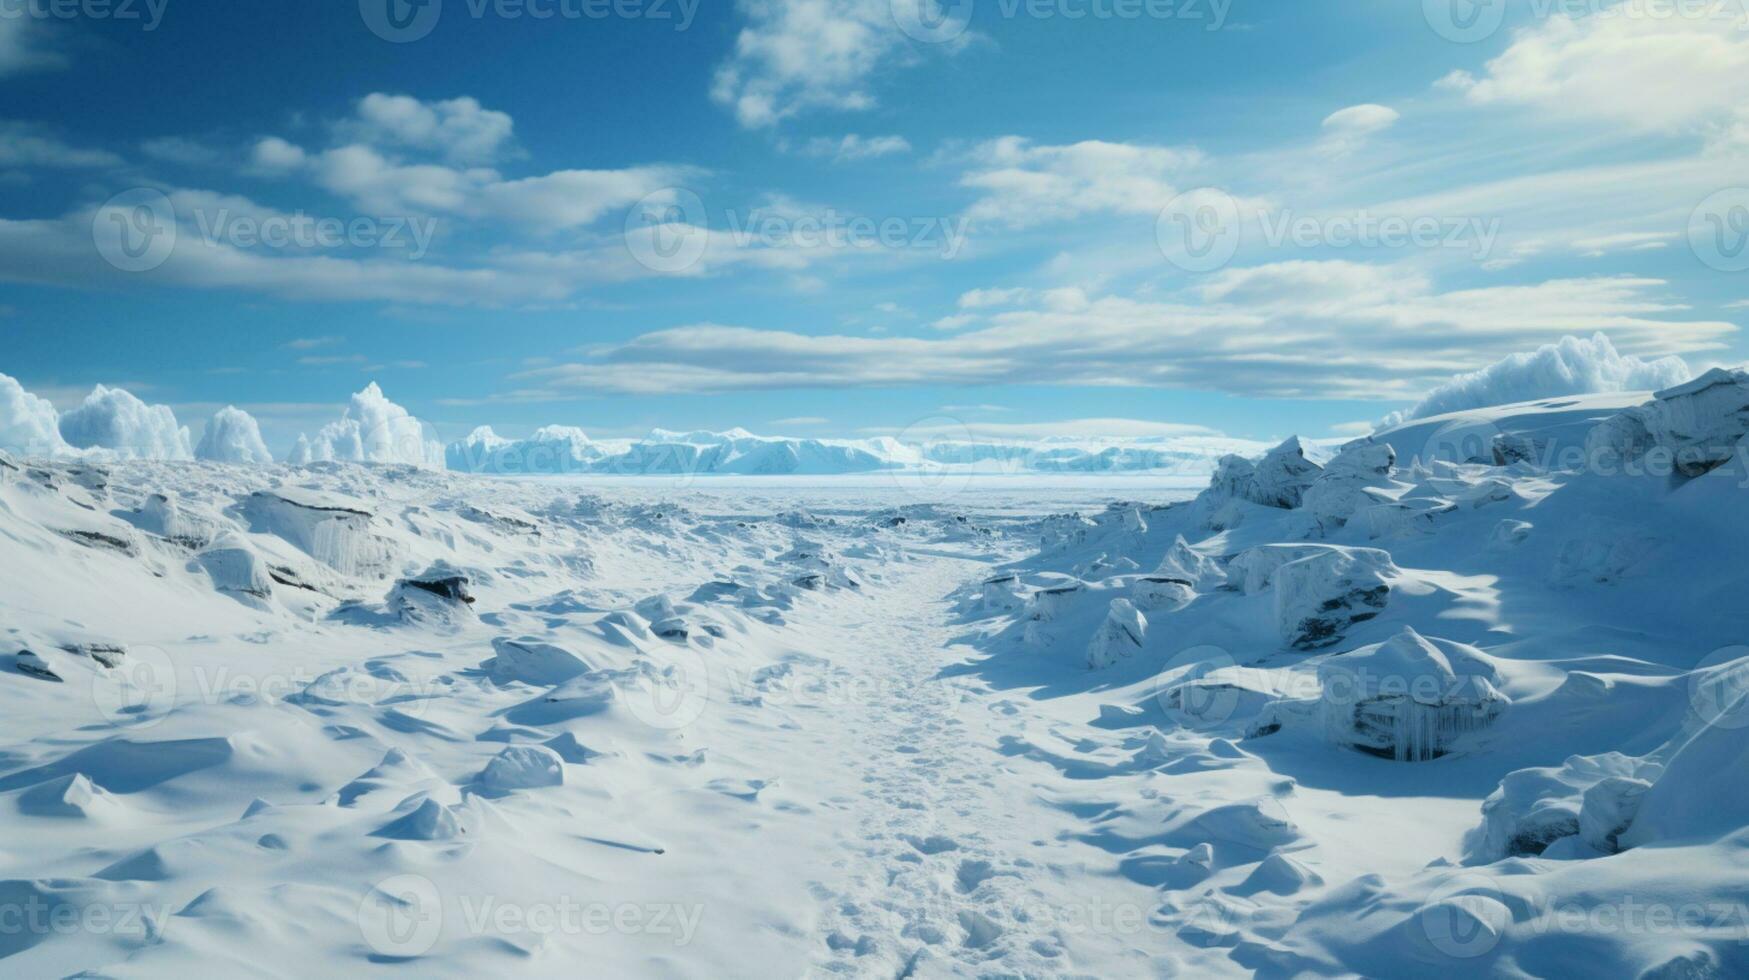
<box><xmin>194</xmin><ymin>406</ymin><xmax>273</xmax><ymax>464</ymax></box>
<box><xmin>0</xmin><ymin>371</ymin><xmax>70</xmax><ymax>456</ymax></box>
<box><xmin>58</xmin><ymin>384</ymin><xmax>193</xmax><ymax>460</ymax></box>
<box><xmin>289</xmin><ymin>383</ymin><xmax>441</xmax><ymax>467</ymax></box>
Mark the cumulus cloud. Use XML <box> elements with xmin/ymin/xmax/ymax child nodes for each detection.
<box><xmin>288</xmin><ymin>383</ymin><xmax>440</xmax><ymax>467</ymax></box>
<box><xmin>960</xmin><ymin>137</ymin><xmax>1202</xmax><ymax>228</ymax></box>
<box><xmin>712</xmin><ymin>0</ymin><xmax>969</xmax><ymax>128</ymax></box>
<box><xmin>340</xmin><ymin>94</ymin><xmax>516</xmax><ymax>165</ymax></box>
<box><xmin>510</xmin><ymin>265</ymin><xmax>1730</xmax><ymax>402</ymax></box>
<box><xmin>250</xmin><ymin>136</ymin><xmax>307</xmax><ymax>172</ymax></box>
<box><xmin>58</xmin><ymin>385</ymin><xmax>194</xmax><ymax>459</ymax></box>
<box><xmin>0</xmin><ymin>371</ymin><xmax>70</xmax><ymax>456</ymax></box>
<box><xmin>195</xmin><ymin>406</ymin><xmax>273</xmax><ymax>463</ymax></box>
<box><xmin>1439</xmin><ymin>1</ymin><xmax>1749</xmax><ymax>131</ymax></box>
<box><xmin>1395</xmin><ymin>332</ymin><xmax>1692</xmax><ymax>422</ymax></box>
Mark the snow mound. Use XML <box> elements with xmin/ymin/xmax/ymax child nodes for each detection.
<box><xmin>289</xmin><ymin>383</ymin><xmax>440</xmax><ymax>467</ymax></box>
<box><xmin>196</xmin><ymin>532</ymin><xmax>275</xmax><ymax>602</ymax></box>
<box><xmin>194</xmin><ymin>406</ymin><xmax>272</xmax><ymax>464</ymax></box>
<box><xmin>1316</xmin><ymin>628</ymin><xmax>1508</xmax><ymax>761</ymax></box>
<box><xmin>58</xmin><ymin>385</ymin><xmax>193</xmax><ymax>460</ymax></box>
<box><xmin>479</xmin><ymin>745</ymin><xmax>565</xmax><ymax>791</ymax></box>
<box><xmin>1087</xmin><ymin>597</ymin><xmax>1147</xmax><ymax>669</ymax></box>
<box><xmin>1393</xmin><ymin>332</ymin><xmax>1690</xmax><ymax>423</ymax></box>
<box><xmin>0</xmin><ymin>371</ymin><xmax>70</xmax><ymax>456</ymax></box>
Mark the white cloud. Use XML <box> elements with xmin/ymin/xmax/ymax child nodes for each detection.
<box><xmin>1394</xmin><ymin>331</ymin><xmax>1692</xmax><ymax>421</ymax></box>
<box><xmin>289</xmin><ymin>382</ymin><xmax>440</xmax><ymax>466</ymax></box>
<box><xmin>195</xmin><ymin>406</ymin><xmax>273</xmax><ymax>463</ymax></box>
<box><xmin>510</xmin><ymin>264</ymin><xmax>1732</xmax><ymax>401</ymax></box>
<box><xmin>1443</xmin><ymin>2</ymin><xmax>1749</xmax><ymax>131</ymax></box>
<box><xmin>58</xmin><ymin>384</ymin><xmax>194</xmax><ymax>460</ymax></box>
<box><xmin>341</xmin><ymin>94</ymin><xmax>516</xmax><ymax>165</ymax></box>
<box><xmin>960</xmin><ymin>137</ymin><xmax>1203</xmax><ymax>228</ymax></box>
<box><xmin>0</xmin><ymin>17</ymin><xmax>63</xmax><ymax>77</ymax></box>
<box><xmin>0</xmin><ymin>371</ymin><xmax>70</xmax><ymax>456</ymax></box>
<box><xmin>800</xmin><ymin>133</ymin><xmax>913</xmax><ymax>161</ymax></box>
<box><xmin>272</xmin><ymin>138</ymin><xmax>691</xmax><ymax>232</ymax></box>
<box><xmin>251</xmin><ymin>136</ymin><xmax>308</xmax><ymax>172</ymax></box>
<box><xmin>1322</xmin><ymin>104</ymin><xmax>1400</xmax><ymax>138</ymax></box>
<box><xmin>712</xmin><ymin>0</ymin><xmax>968</xmax><ymax>128</ymax></box>
<box><xmin>0</xmin><ymin>122</ymin><xmax>121</xmax><ymax>169</ymax></box>
<box><xmin>1319</xmin><ymin>104</ymin><xmax>1399</xmax><ymax>156</ymax></box>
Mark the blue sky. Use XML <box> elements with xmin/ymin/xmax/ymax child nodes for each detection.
<box><xmin>1</xmin><ymin>0</ymin><xmax>1744</xmax><ymax>455</ymax></box>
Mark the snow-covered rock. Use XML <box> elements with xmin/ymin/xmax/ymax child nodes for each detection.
<box><xmin>479</xmin><ymin>745</ymin><xmax>565</xmax><ymax>791</ymax></box>
<box><xmin>1587</xmin><ymin>368</ymin><xmax>1749</xmax><ymax>478</ymax></box>
<box><xmin>1130</xmin><ymin>576</ymin><xmax>1194</xmax><ymax>613</ymax></box>
<box><xmin>1087</xmin><ymin>598</ymin><xmax>1147</xmax><ymax>669</ymax></box>
<box><xmin>243</xmin><ymin>489</ymin><xmax>395</xmax><ymax>577</ymax></box>
<box><xmin>1273</xmin><ymin>547</ymin><xmax>1397</xmax><ymax>650</ymax></box>
<box><xmin>1467</xmin><ymin>752</ymin><xmax>1651</xmax><ymax>862</ymax></box>
<box><xmin>1578</xmin><ymin>775</ymin><xmax>1651</xmax><ymax>854</ymax></box>
<box><xmin>197</xmin><ymin>532</ymin><xmax>274</xmax><ymax>601</ymax></box>
<box><xmin>1201</xmin><ymin>437</ymin><xmax>1322</xmax><ymax>509</ymax></box>
<box><xmin>490</xmin><ymin>637</ymin><xmax>594</xmax><ymax>687</ymax></box>
<box><xmin>1301</xmin><ymin>438</ymin><xmax>1397</xmax><ymax>532</ymax></box>
<box><xmin>1153</xmin><ymin>535</ymin><xmax>1228</xmax><ymax>591</ymax></box>
<box><xmin>389</xmin><ymin>562</ymin><xmax>476</xmax><ymax>624</ymax></box>
<box><xmin>1316</xmin><ymin>628</ymin><xmax>1506</xmax><ymax>761</ymax></box>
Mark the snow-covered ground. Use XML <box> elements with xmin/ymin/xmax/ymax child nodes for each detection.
<box><xmin>4</xmin><ymin>377</ymin><xmax>1749</xmax><ymax>977</ymax></box>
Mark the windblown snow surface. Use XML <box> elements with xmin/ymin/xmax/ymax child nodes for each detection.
<box><xmin>3</xmin><ymin>379</ymin><xmax>1749</xmax><ymax>977</ymax></box>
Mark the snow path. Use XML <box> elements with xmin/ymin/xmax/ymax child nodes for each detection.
<box><xmin>787</xmin><ymin>551</ymin><xmax>1170</xmax><ymax>977</ymax></box>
